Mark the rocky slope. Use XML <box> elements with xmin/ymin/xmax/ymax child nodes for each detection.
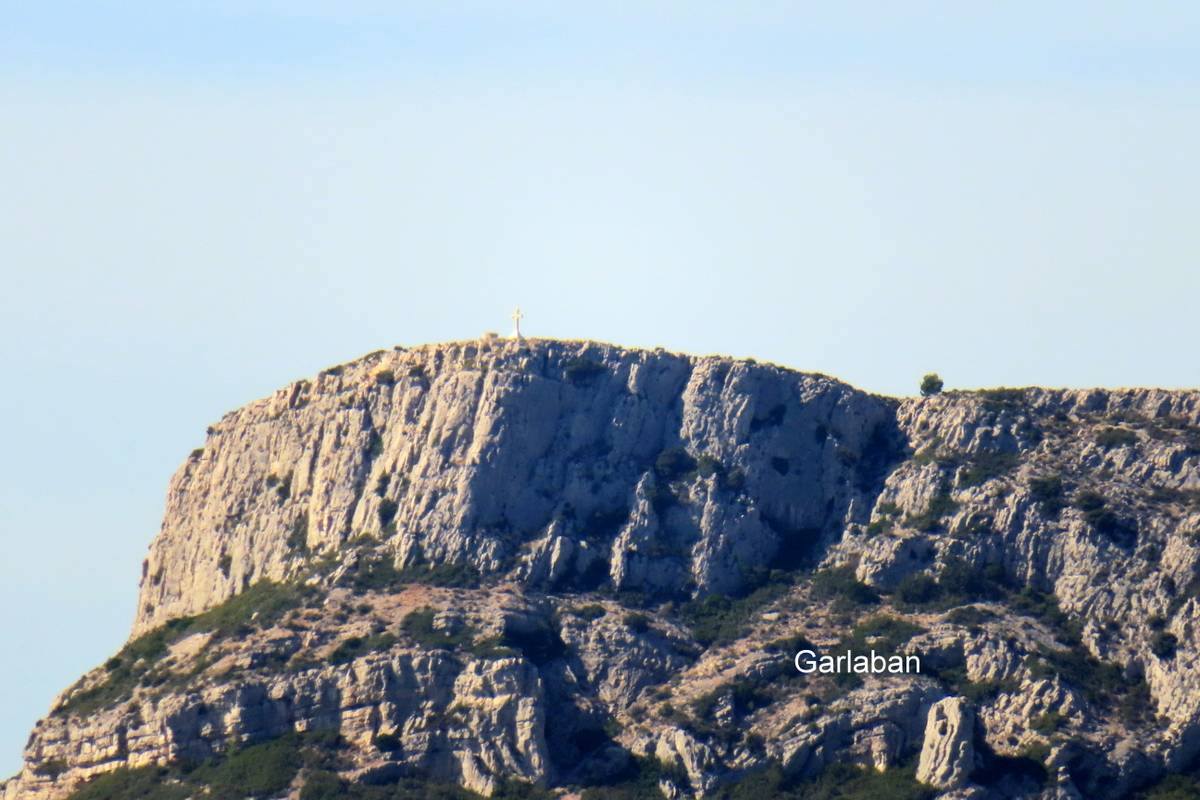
<box><xmin>5</xmin><ymin>338</ymin><xmax>1200</xmax><ymax>800</ymax></box>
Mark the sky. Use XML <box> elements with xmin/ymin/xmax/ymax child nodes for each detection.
<box><xmin>2</xmin><ymin>1</ymin><xmax>1199</xmax><ymax>778</ymax></box>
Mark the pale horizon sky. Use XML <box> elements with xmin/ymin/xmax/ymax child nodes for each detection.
<box><xmin>3</xmin><ymin>1</ymin><xmax>1199</xmax><ymax>778</ymax></box>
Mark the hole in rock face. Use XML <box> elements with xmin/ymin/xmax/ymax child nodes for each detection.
<box><xmin>854</xmin><ymin>419</ymin><xmax>908</xmax><ymax>493</ymax></box>
<box><xmin>567</xmin><ymin>558</ymin><xmax>612</xmax><ymax>592</ymax></box>
<box><xmin>750</xmin><ymin>404</ymin><xmax>787</xmax><ymax>432</ymax></box>
<box><xmin>500</xmin><ymin>620</ymin><xmax>567</xmax><ymax>666</ymax></box>
<box><xmin>572</xmin><ymin>728</ymin><xmax>608</xmax><ymax>755</ymax></box>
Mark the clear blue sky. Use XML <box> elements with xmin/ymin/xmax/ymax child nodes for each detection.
<box><xmin>2</xmin><ymin>2</ymin><xmax>1198</xmax><ymax>777</ymax></box>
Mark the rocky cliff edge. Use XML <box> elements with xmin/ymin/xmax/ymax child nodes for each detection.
<box><xmin>7</xmin><ymin>338</ymin><xmax>1200</xmax><ymax>800</ymax></box>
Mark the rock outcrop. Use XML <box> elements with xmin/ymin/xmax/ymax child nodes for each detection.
<box><xmin>134</xmin><ymin>339</ymin><xmax>897</xmax><ymax>634</ymax></box>
<box><xmin>917</xmin><ymin>697</ymin><xmax>975</xmax><ymax>789</ymax></box>
<box><xmin>6</xmin><ymin>339</ymin><xmax>1200</xmax><ymax>800</ymax></box>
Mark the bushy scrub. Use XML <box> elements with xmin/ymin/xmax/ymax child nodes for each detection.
<box><xmin>401</xmin><ymin>608</ymin><xmax>474</xmax><ymax>650</ymax></box>
<box><xmin>707</xmin><ymin>761</ymin><xmax>935</xmax><ymax>800</ymax></box>
<box><xmin>68</xmin><ymin>733</ymin><xmax>337</xmax><ymax>800</ymax></box>
<box><xmin>60</xmin><ymin>581</ymin><xmax>314</xmax><ymax>716</ymax></box>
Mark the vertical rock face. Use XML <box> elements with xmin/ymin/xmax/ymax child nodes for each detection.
<box><xmin>10</xmin><ymin>340</ymin><xmax>1200</xmax><ymax>800</ymax></box>
<box><xmin>916</xmin><ymin>696</ymin><xmax>975</xmax><ymax>789</ymax></box>
<box><xmin>135</xmin><ymin>339</ymin><xmax>898</xmax><ymax>634</ymax></box>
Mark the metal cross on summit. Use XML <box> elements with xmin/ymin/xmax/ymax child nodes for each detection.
<box><xmin>511</xmin><ymin>307</ymin><xmax>524</xmax><ymax>340</ymax></box>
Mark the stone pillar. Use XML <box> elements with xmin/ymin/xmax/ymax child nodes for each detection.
<box><xmin>916</xmin><ymin>696</ymin><xmax>975</xmax><ymax>789</ymax></box>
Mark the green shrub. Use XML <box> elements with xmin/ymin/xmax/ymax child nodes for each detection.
<box><xmin>897</xmin><ymin>559</ymin><xmax>1003</xmax><ymax>611</ymax></box>
<box><xmin>796</xmin><ymin>761</ymin><xmax>936</xmax><ymax>800</ymax></box>
<box><xmin>624</xmin><ymin>613</ymin><xmax>651</xmax><ymax>633</ymax></box>
<box><xmin>299</xmin><ymin>771</ymin><xmax>486</xmax><ymax>800</ymax></box>
<box><xmin>894</xmin><ymin>574</ymin><xmax>941</xmax><ymax>606</ymax></box>
<box><xmin>654</xmin><ymin>448</ymin><xmax>697</xmax><ymax>481</ymax></box>
<box><xmin>1133</xmin><ymin>774</ymin><xmax>1200</xmax><ymax>800</ymax></box>
<box><xmin>944</xmin><ymin>558</ymin><xmax>1006</xmax><ymax>599</ymax></box>
<box><xmin>1096</xmin><ymin>426</ymin><xmax>1138</xmax><ymax>449</ymax></box>
<box><xmin>1029</xmin><ymin>475</ymin><xmax>1066</xmax><ymax>516</ymax></box>
<box><xmin>944</xmin><ymin>606</ymin><xmax>998</xmax><ymax>629</ymax></box>
<box><xmin>692</xmin><ymin>679</ymin><xmax>773</xmax><ymax>721</ymax></box>
<box><xmin>68</xmin><ymin>766</ymin><xmax>188</xmax><ymax>800</ymax></box>
<box><xmin>366</xmin><ymin>431</ymin><xmax>383</xmax><ymax>459</ymax></box>
<box><xmin>467</xmin><ymin>638</ymin><xmax>522</xmax><ymax>660</ymax></box>
<box><xmin>810</xmin><ymin>567</ymin><xmax>880</xmax><ymax>611</ymax></box>
<box><xmin>919</xmin><ymin>374</ymin><xmax>944</xmax><ymax>397</ymax></box>
<box><xmin>66</xmin><ymin>733</ymin><xmax>494</xmax><ymax>800</ymax></box>
<box><xmin>343</xmin><ymin>556</ymin><xmax>481</xmax><ymax>593</ymax></box>
<box><xmin>681</xmin><ymin>579</ymin><xmax>793</xmax><ymax>646</ymax></box>
<box><xmin>187</xmin><ymin>735</ymin><xmax>303</xmax><ymax>798</ymax></box>
<box><xmin>911</xmin><ymin>445</ymin><xmax>941</xmax><ymax>466</ymax></box>
<box><xmin>876</xmin><ymin>502</ymin><xmax>901</xmax><ymax>517</ymax></box>
<box><xmin>191</xmin><ymin>580</ymin><xmax>310</xmax><ymax>637</ymax></box>
<box><xmin>846</xmin><ymin>615</ymin><xmax>923</xmax><ymax>652</ymax></box>
<box><xmin>1028</xmin><ymin>641</ymin><xmax>1142</xmax><ymax>714</ymax></box>
<box><xmin>1075</xmin><ymin>490</ymin><xmax>1137</xmax><ymax>547</ymax></box>
<box><xmin>1075</xmin><ymin>489</ymin><xmax>1106</xmax><ymax>516</ymax></box>
<box><xmin>580</xmin><ymin>756</ymin><xmax>688</xmax><ymax>800</ymax></box>
<box><xmin>266</xmin><ymin>471</ymin><xmax>292</xmax><ymax>501</ymax></box>
<box><xmin>644</xmin><ymin>482</ymin><xmax>680</xmax><ymax>514</ymax></box>
<box><xmin>709</xmin><ymin>761</ymin><xmax>935</xmax><ymax>800</ymax></box>
<box><xmin>492</xmin><ymin>779</ymin><xmax>557</xmax><ymax>799</ymax></box>
<box><xmin>947</xmin><ymin>673</ymin><xmax>1020</xmax><ymax>704</ymax></box>
<box><xmin>977</xmin><ymin>387</ymin><xmax>1028</xmax><ymax>411</ymax></box>
<box><xmin>865</xmin><ymin>518</ymin><xmax>893</xmax><ymax>537</ymax></box>
<box><xmin>329</xmin><ymin>632</ymin><xmax>398</xmax><ymax>664</ymax></box>
<box><xmin>1031</xmin><ymin>711</ymin><xmax>1066</xmax><ymax>734</ymax></box>
<box><xmin>401</xmin><ymin>608</ymin><xmax>473</xmax><ymax>650</ymax></box>
<box><xmin>957</xmin><ymin>452</ymin><xmax>1019</xmax><ymax>488</ymax></box>
<box><xmin>1152</xmin><ymin>631</ymin><xmax>1179</xmax><ymax>660</ymax></box>
<box><xmin>686</xmin><ymin>678</ymin><xmax>777</xmax><ymax>746</ymax></box>
<box><xmin>1010</xmin><ymin>587</ymin><xmax>1079</xmax><ymax>641</ymax></box>
<box><xmin>865</xmin><ymin>503</ymin><xmax>900</xmax><ymax>537</ymax></box>
<box><xmin>1148</xmin><ymin>486</ymin><xmax>1200</xmax><ymax>509</ymax></box>
<box><xmin>696</xmin><ymin>455</ymin><xmax>724</xmax><ymax>478</ymax></box>
<box><xmin>299</xmin><ymin>771</ymin><xmax>348</xmax><ymax>800</ymax></box>
<box><xmin>286</xmin><ymin>514</ymin><xmax>309</xmax><ymax>552</ymax></box>
<box><xmin>378</xmin><ymin>499</ymin><xmax>398</xmax><ymax>528</ymax></box>
<box><xmin>904</xmin><ymin>494</ymin><xmax>959</xmax><ymax>532</ymax></box>
<box><xmin>572</xmin><ymin>604</ymin><xmax>607</xmax><ymax>621</ymax></box>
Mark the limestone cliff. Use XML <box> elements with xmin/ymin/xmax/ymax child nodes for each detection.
<box><xmin>6</xmin><ymin>339</ymin><xmax>1200</xmax><ymax>800</ymax></box>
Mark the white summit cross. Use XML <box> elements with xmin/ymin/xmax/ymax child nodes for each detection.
<box><xmin>511</xmin><ymin>306</ymin><xmax>524</xmax><ymax>340</ymax></box>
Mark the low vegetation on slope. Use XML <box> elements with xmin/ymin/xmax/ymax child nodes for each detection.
<box><xmin>59</xmin><ymin>580</ymin><xmax>317</xmax><ymax>716</ymax></box>
<box><xmin>63</xmin><ymin>731</ymin><xmax>543</xmax><ymax>800</ymax></box>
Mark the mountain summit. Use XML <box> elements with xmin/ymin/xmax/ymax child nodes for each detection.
<box><xmin>7</xmin><ymin>339</ymin><xmax>1200</xmax><ymax>799</ymax></box>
